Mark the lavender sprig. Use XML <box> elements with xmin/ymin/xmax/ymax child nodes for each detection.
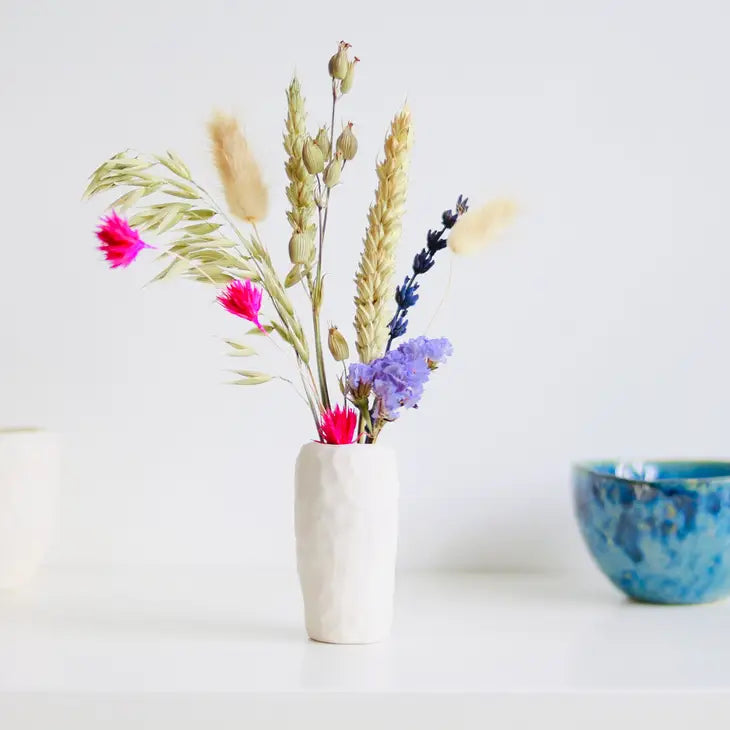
<box><xmin>385</xmin><ymin>195</ymin><xmax>469</xmax><ymax>351</ymax></box>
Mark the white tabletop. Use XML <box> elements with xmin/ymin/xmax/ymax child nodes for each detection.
<box><xmin>2</xmin><ymin>566</ymin><xmax>730</xmax><ymax>727</ymax></box>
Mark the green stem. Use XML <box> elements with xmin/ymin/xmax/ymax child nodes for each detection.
<box><xmin>274</xmin><ymin>375</ymin><xmax>311</xmax><ymax>409</ymax></box>
<box><xmin>313</xmin><ymin>312</ymin><xmax>330</xmax><ymax>410</ymax></box>
<box><xmin>363</xmin><ymin>408</ymin><xmax>375</xmax><ymax>443</ymax></box>
<box><xmin>308</xmin><ymin>270</ymin><xmax>330</xmax><ymax>411</ymax></box>
<box><xmin>298</xmin><ymin>365</ymin><xmax>323</xmax><ymax>435</ymax></box>
<box><xmin>353</xmin><ymin>400</ymin><xmax>373</xmax><ymax>444</ymax></box>
<box><xmin>307</xmin><ymin>82</ymin><xmax>339</xmax><ymax>413</ymax></box>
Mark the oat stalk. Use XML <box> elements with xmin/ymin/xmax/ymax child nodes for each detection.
<box><xmin>85</xmin><ymin>149</ymin><xmax>322</xmax><ymax>429</ymax></box>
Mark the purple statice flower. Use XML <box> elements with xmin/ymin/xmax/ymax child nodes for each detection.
<box><xmin>348</xmin><ymin>362</ymin><xmax>373</xmax><ymax>391</ymax></box>
<box><xmin>347</xmin><ymin>362</ymin><xmax>374</xmax><ymax>402</ymax></box>
<box><xmin>347</xmin><ymin>336</ymin><xmax>453</xmax><ymax>421</ymax></box>
<box><xmin>395</xmin><ymin>336</ymin><xmax>453</xmax><ymax>365</ymax></box>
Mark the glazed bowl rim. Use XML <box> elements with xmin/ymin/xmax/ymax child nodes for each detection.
<box><xmin>573</xmin><ymin>459</ymin><xmax>730</xmax><ymax>487</ymax></box>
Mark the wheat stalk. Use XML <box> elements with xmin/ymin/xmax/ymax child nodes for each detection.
<box><xmin>354</xmin><ymin>107</ymin><xmax>413</xmax><ymax>363</ymax></box>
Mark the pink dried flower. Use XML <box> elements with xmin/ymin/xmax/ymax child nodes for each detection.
<box><xmin>319</xmin><ymin>405</ymin><xmax>358</xmax><ymax>445</ymax></box>
<box><xmin>217</xmin><ymin>279</ymin><xmax>266</xmax><ymax>332</ymax></box>
<box><xmin>96</xmin><ymin>211</ymin><xmax>153</xmax><ymax>268</ymax></box>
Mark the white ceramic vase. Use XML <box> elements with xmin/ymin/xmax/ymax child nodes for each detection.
<box><xmin>294</xmin><ymin>442</ymin><xmax>399</xmax><ymax>644</ymax></box>
<box><xmin>0</xmin><ymin>429</ymin><xmax>59</xmax><ymax>589</ymax></box>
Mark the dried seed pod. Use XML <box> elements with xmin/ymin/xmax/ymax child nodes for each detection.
<box><xmin>302</xmin><ymin>137</ymin><xmax>325</xmax><ymax>174</ymax></box>
<box><xmin>288</xmin><ymin>231</ymin><xmax>314</xmax><ymax>264</ymax></box>
<box><xmin>312</xmin><ymin>276</ymin><xmax>323</xmax><ymax>309</ymax></box>
<box><xmin>315</xmin><ymin>126</ymin><xmax>331</xmax><ymax>159</ymax></box>
<box><xmin>340</xmin><ymin>57</ymin><xmax>359</xmax><ymax>94</ymax></box>
<box><xmin>328</xmin><ymin>41</ymin><xmax>351</xmax><ymax>80</ymax></box>
<box><xmin>328</xmin><ymin>326</ymin><xmax>350</xmax><ymax>361</ymax></box>
<box><xmin>336</xmin><ymin>123</ymin><xmax>358</xmax><ymax>161</ymax></box>
<box><xmin>323</xmin><ymin>152</ymin><xmax>343</xmax><ymax>188</ymax></box>
<box><xmin>314</xmin><ymin>188</ymin><xmax>327</xmax><ymax>209</ymax></box>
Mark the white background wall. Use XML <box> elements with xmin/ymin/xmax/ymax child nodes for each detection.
<box><xmin>2</xmin><ymin>0</ymin><xmax>729</xmax><ymax>573</ymax></box>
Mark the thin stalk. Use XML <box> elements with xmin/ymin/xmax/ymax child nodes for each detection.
<box><xmin>274</xmin><ymin>375</ymin><xmax>310</xmax><ymax>409</ymax></box>
<box><xmin>312</xmin><ymin>315</ymin><xmax>330</xmax><ymax>409</ymax></box>
<box><xmin>320</xmin><ymin>81</ymin><xmax>337</xmax><ymax>240</ymax></box>
<box><xmin>328</xmin><ymin>80</ymin><xmax>337</xmax><ymax>162</ymax></box>
<box><xmin>191</xmin><ymin>179</ymin><xmax>321</xmax><ymax>421</ymax></box>
<box><xmin>310</xmin><ymin>286</ymin><xmax>330</xmax><ymax>410</ymax></box>
<box><xmin>425</xmin><ymin>256</ymin><xmax>454</xmax><ymax>336</ymax></box>
<box><xmin>298</xmin><ymin>367</ymin><xmax>323</xmax><ymax>435</ymax></box>
<box><xmin>385</xmin><ymin>224</ymin><xmax>447</xmax><ymax>353</ymax></box>
<box><xmin>341</xmin><ymin>362</ymin><xmax>349</xmax><ymax>408</ymax></box>
<box><xmin>302</xmin><ymin>358</ymin><xmax>322</xmax><ymax>413</ymax></box>
<box><xmin>299</xmin><ymin>269</ymin><xmax>328</xmax><ymax>412</ymax></box>
<box><xmin>307</xmin><ymin>82</ymin><xmax>339</xmax><ymax>412</ymax></box>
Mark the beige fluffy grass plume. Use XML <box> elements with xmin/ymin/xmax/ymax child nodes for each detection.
<box><xmin>354</xmin><ymin>106</ymin><xmax>413</xmax><ymax>363</ymax></box>
<box><xmin>208</xmin><ymin>112</ymin><xmax>269</xmax><ymax>223</ymax></box>
<box><xmin>447</xmin><ymin>199</ymin><xmax>517</xmax><ymax>255</ymax></box>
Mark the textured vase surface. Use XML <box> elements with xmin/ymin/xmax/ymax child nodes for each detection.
<box><xmin>294</xmin><ymin>442</ymin><xmax>399</xmax><ymax>644</ymax></box>
<box><xmin>0</xmin><ymin>429</ymin><xmax>59</xmax><ymax>589</ymax></box>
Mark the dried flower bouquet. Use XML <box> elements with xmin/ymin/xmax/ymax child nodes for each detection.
<box><xmin>86</xmin><ymin>42</ymin><xmax>514</xmax><ymax>445</ymax></box>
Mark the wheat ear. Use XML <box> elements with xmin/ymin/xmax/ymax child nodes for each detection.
<box><xmin>354</xmin><ymin>107</ymin><xmax>412</xmax><ymax>363</ymax></box>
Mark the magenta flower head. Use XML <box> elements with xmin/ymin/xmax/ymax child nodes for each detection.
<box><xmin>319</xmin><ymin>405</ymin><xmax>358</xmax><ymax>445</ymax></box>
<box><xmin>217</xmin><ymin>279</ymin><xmax>266</xmax><ymax>332</ymax></box>
<box><xmin>96</xmin><ymin>211</ymin><xmax>153</xmax><ymax>268</ymax></box>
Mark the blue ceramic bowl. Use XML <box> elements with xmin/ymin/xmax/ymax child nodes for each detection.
<box><xmin>573</xmin><ymin>461</ymin><xmax>730</xmax><ymax>604</ymax></box>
